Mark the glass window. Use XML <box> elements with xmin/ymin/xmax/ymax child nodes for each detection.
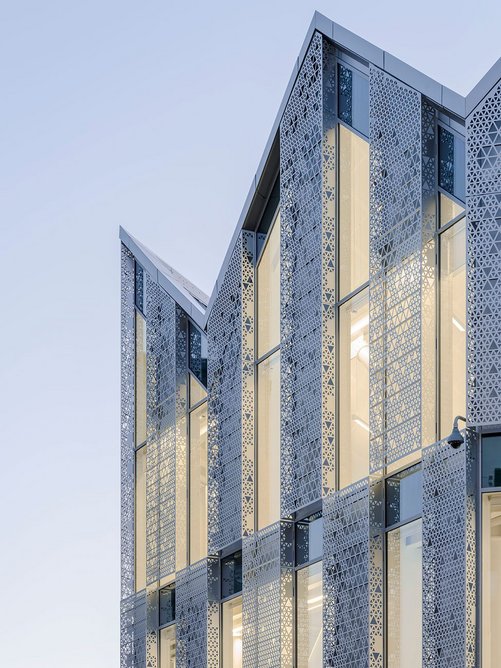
<box><xmin>189</xmin><ymin>402</ymin><xmax>207</xmax><ymax>563</ymax></box>
<box><xmin>190</xmin><ymin>373</ymin><xmax>207</xmax><ymax>408</ymax></box>
<box><xmin>257</xmin><ymin>350</ymin><xmax>280</xmax><ymax>529</ymax></box>
<box><xmin>257</xmin><ymin>213</ymin><xmax>280</xmax><ymax>358</ymax></box>
<box><xmin>159</xmin><ymin>585</ymin><xmax>176</xmax><ymax>627</ymax></box>
<box><xmin>339</xmin><ymin>288</ymin><xmax>369</xmax><ymax>488</ymax></box>
<box><xmin>387</xmin><ymin>518</ymin><xmax>422</xmax><ymax>668</ymax></box>
<box><xmin>189</xmin><ymin>323</ymin><xmax>208</xmax><ymax>387</ymax></box>
<box><xmin>296</xmin><ymin>514</ymin><xmax>323</xmax><ymax>566</ymax></box>
<box><xmin>386</xmin><ymin>465</ymin><xmax>422</xmax><ymax>527</ymax></box>
<box><xmin>440</xmin><ymin>219</ymin><xmax>466</xmax><ymax>438</ymax></box>
<box><xmin>482</xmin><ymin>434</ymin><xmax>501</xmax><ymax>488</ymax></box>
<box><xmin>221</xmin><ymin>551</ymin><xmax>243</xmax><ymax>599</ymax></box>
<box><xmin>296</xmin><ymin>561</ymin><xmax>323</xmax><ymax>668</ymax></box>
<box><xmin>482</xmin><ymin>493</ymin><xmax>501</xmax><ymax>667</ymax></box>
<box><xmin>135</xmin><ymin>311</ymin><xmax>147</xmax><ymax>446</ymax></box>
<box><xmin>135</xmin><ymin>445</ymin><xmax>147</xmax><ymax>591</ymax></box>
<box><xmin>439</xmin><ymin>126</ymin><xmax>465</xmax><ymax>202</ymax></box>
<box><xmin>159</xmin><ymin>625</ymin><xmax>176</xmax><ymax>668</ymax></box>
<box><xmin>439</xmin><ymin>192</ymin><xmax>465</xmax><ymax>228</ymax></box>
<box><xmin>339</xmin><ymin>125</ymin><xmax>369</xmax><ymax>297</ymax></box>
<box><xmin>337</xmin><ymin>63</ymin><xmax>369</xmax><ymax>137</ymax></box>
<box><xmin>222</xmin><ymin>596</ymin><xmax>243</xmax><ymax>668</ymax></box>
<box><xmin>135</xmin><ymin>262</ymin><xmax>144</xmax><ymax>313</ymax></box>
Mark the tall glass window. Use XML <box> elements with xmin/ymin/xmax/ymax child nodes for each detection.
<box><xmin>189</xmin><ymin>401</ymin><xmax>207</xmax><ymax>563</ymax></box>
<box><xmin>339</xmin><ymin>288</ymin><xmax>369</xmax><ymax>488</ymax></box>
<box><xmin>135</xmin><ymin>445</ymin><xmax>147</xmax><ymax>591</ymax></box>
<box><xmin>135</xmin><ymin>311</ymin><xmax>147</xmax><ymax>446</ymax></box>
<box><xmin>482</xmin><ymin>492</ymin><xmax>501</xmax><ymax>667</ymax></box>
<box><xmin>222</xmin><ymin>596</ymin><xmax>243</xmax><ymax>668</ymax></box>
<box><xmin>387</xmin><ymin>518</ymin><xmax>422</xmax><ymax>668</ymax></box>
<box><xmin>256</xmin><ymin>210</ymin><xmax>281</xmax><ymax>530</ymax></box>
<box><xmin>159</xmin><ymin>625</ymin><xmax>176</xmax><ymax>668</ymax></box>
<box><xmin>339</xmin><ymin>125</ymin><xmax>369</xmax><ymax>298</ymax></box>
<box><xmin>257</xmin><ymin>350</ymin><xmax>280</xmax><ymax>529</ymax></box>
<box><xmin>257</xmin><ymin>212</ymin><xmax>281</xmax><ymax>357</ymax></box>
<box><xmin>296</xmin><ymin>561</ymin><xmax>323</xmax><ymax>667</ymax></box>
<box><xmin>440</xmin><ymin>219</ymin><xmax>466</xmax><ymax>437</ymax></box>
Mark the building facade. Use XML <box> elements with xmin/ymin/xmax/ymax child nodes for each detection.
<box><xmin>120</xmin><ymin>13</ymin><xmax>501</xmax><ymax>667</ymax></box>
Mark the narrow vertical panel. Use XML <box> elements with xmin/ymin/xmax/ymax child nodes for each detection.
<box><xmin>323</xmin><ymin>480</ymin><xmax>370</xmax><ymax>667</ymax></box>
<box><xmin>207</xmin><ymin>235</ymin><xmax>244</xmax><ymax>551</ymax></box>
<box><xmin>121</xmin><ymin>245</ymin><xmax>136</xmax><ymax>599</ymax></box>
<box><xmin>466</xmin><ymin>79</ymin><xmax>501</xmax><ymax>426</ymax></box>
<box><xmin>121</xmin><ymin>592</ymin><xmax>147</xmax><ymax>668</ymax></box>
<box><xmin>369</xmin><ymin>66</ymin><xmax>423</xmax><ymax>472</ymax></box>
<box><xmin>280</xmin><ymin>31</ymin><xmax>324</xmax><ymax>514</ymax></box>
<box><xmin>146</xmin><ymin>278</ymin><xmax>177</xmax><ymax>585</ymax></box>
<box><xmin>175</xmin><ymin>308</ymin><xmax>188</xmax><ymax>572</ymax></box>
<box><xmin>422</xmin><ymin>438</ymin><xmax>476</xmax><ymax>667</ymax></box>
<box><xmin>146</xmin><ymin>586</ymin><xmax>158</xmax><ymax>668</ymax></box>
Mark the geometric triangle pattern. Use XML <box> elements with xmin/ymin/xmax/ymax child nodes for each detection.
<box><xmin>466</xmin><ymin>79</ymin><xmax>501</xmax><ymax>425</ymax></box>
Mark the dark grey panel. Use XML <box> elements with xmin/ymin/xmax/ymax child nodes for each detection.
<box><xmin>466</xmin><ymin>79</ymin><xmax>501</xmax><ymax>426</ymax></box>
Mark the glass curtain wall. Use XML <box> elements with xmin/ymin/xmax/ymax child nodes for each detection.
<box><xmin>256</xmin><ymin>212</ymin><xmax>281</xmax><ymax>530</ymax></box>
<box><xmin>296</xmin><ymin>562</ymin><xmax>323</xmax><ymax>667</ymax></box>
<box><xmin>222</xmin><ymin>596</ymin><xmax>243</xmax><ymax>668</ymax></box>
<box><xmin>159</xmin><ymin>625</ymin><xmax>176</xmax><ymax>668</ymax></box>
<box><xmin>189</xmin><ymin>374</ymin><xmax>208</xmax><ymax>564</ymax></box>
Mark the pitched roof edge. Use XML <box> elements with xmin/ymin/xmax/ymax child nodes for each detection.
<box><xmin>466</xmin><ymin>57</ymin><xmax>501</xmax><ymax>116</ymax></box>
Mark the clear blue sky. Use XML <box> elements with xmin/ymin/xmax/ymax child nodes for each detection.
<box><xmin>0</xmin><ymin>1</ymin><xmax>498</xmax><ymax>666</ymax></box>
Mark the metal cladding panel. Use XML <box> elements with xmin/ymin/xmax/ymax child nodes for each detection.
<box><xmin>120</xmin><ymin>591</ymin><xmax>147</xmax><ymax>668</ymax></box>
<box><xmin>146</xmin><ymin>277</ymin><xmax>177</xmax><ymax>585</ymax></box>
<box><xmin>176</xmin><ymin>558</ymin><xmax>219</xmax><ymax>668</ymax></box>
<box><xmin>422</xmin><ymin>436</ymin><xmax>476</xmax><ymax>668</ymax></box>
<box><xmin>280</xmin><ymin>31</ymin><xmax>336</xmax><ymax>515</ymax></box>
<box><xmin>323</xmin><ymin>481</ymin><xmax>370</xmax><ymax>668</ymax></box>
<box><xmin>242</xmin><ymin>522</ymin><xmax>294</xmax><ymax>668</ymax></box>
<box><xmin>466</xmin><ymin>79</ymin><xmax>501</xmax><ymax>425</ymax></box>
<box><xmin>207</xmin><ymin>233</ymin><xmax>249</xmax><ymax>552</ymax></box>
<box><xmin>175</xmin><ymin>307</ymin><xmax>189</xmax><ymax>572</ymax></box>
<box><xmin>369</xmin><ymin>66</ymin><xmax>424</xmax><ymax>472</ymax></box>
<box><xmin>121</xmin><ymin>245</ymin><xmax>136</xmax><ymax>599</ymax></box>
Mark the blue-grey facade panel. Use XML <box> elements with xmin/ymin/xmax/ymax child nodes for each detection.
<box><xmin>120</xmin><ymin>592</ymin><xmax>147</xmax><ymax>668</ymax></box>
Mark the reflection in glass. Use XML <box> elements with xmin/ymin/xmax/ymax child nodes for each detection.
<box><xmin>221</xmin><ymin>552</ymin><xmax>242</xmax><ymax>598</ymax></box>
<box><xmin>387</xmin><ymin>519</ymin><xmax>422</xmax><ymax>668</ymax></box>
<box><xmin>296</xmin><ymin>515</ymin><xmax>323</xmax><ymax>566</ymax></box>
<box><xmin>482</xmin><ymin>434</ymin><xmax>501</xmax><ymax>488</ymax></box>
<box><xmin>190</xmin><ymin>373</ymin><xmax>207</xmax><ymax>408</ymax></box>
<box><xmin>190</xmin><ymin>403</ymin><xmax>207</xmax><ymax>563</ymax></box>
<box><xmin>135</xmin><ymin>445</ymin><xmax>147</xmax><ymax>591</ymax></box>
<box><xmin>440</xmin><ymin>220</ymin><xmax>466</xmax><ymax>438</ymax></box>
<box><xmin>386</xmin><ymin>465</ymin><xmax>422</xmax><ymax>527</ymax></box>
<box><xmin>339</xmin><ymin>289</ymin><xmax>369</xmax><ymax>488</ymax></box>
<box><xmin>159</xmin><ymin>585</ymin><xmax>176</xmax><ymax>627</ymax></box>
<box><xmin>189</xmin><ymin>323</ymin><xmax>208</xmax><ymax>387</ymax></box>
<box><xmin>482</xmin><ymin>493</ymin><xmax>501</xmax><ymax>667</ymax></box>
<box><xmin>257</xmin><ymin>213</ymin><xmax>280</xmax><ymax>358</ymax></box>
<box><xmin>439</xmin><ymin>193</ymin><xmax>465</xmax><ymax>228</ymax></box>
<box><xmin>339</xmin><ymin>125</ymin><xmax>369</xmax><ymax>298</ymax></box>
<box><xmin>222</xmin><ymin>596</ymin><xmax>242</xmax><ymax>668</ymax></box>
<box><xmin>257</xmin><ymin>351</ymin><xmax>280</xmax><ymax>529</ymax></box>
<box><xmin>160</xmin><ymin>625</ymin><xmax>176</xmax><ymax>668</ymax></box>
<box><xmin>297</xmin><ymin>561</ymin><xmax>323</xmax><ymax>667</ymax></box>
<box><xmin>135</xmin><ymin>312</ymin><xmax>147</xmax><ymax>445</ymax></box>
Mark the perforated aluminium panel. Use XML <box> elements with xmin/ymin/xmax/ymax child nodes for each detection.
<box><xmin>146</xmin><ymin>277</ymin><xmax>177</xmax><ymax>585</ymax></box>
<box><xmin>280</xmin><ymin>32</ymin><xmax>336</xmax><ymax>515</ymax></box>
<box><xmin>323</xmin><ymin>481</ymin><xmax>370</xmax><ymax>668</ymax></box>
<box><xmin>120</xmin><ymin>591</ymin><xmax>147</xmax><ymax>668</ymax></box>
<box><xmin>422</xmin><ymin>436</ymin><xmax>476</xmax><ymax>667</ymax></box>
<box><xmin>121</xmin><ymin>245</ymin><xmax>136</xmax><ymax>600</ymax></box>
<box><xmin>175</xmin><ymin>307</ymin><xmax>188</xmax><ymax>572</ymax></box>
<box><xmin>369</xmin><ymin>66</ymin><xmax>423</xmax><ymax>472</ymax></box>
<box><xmin>176</xmin><ymin>558</ymin><xmax>219</xmax><ymax>668</ymax></box>
<box><xmin>242</xmin><ymin>522</ymin><xmax>294</xmax><ymax>668</ymax></box>
<box><xmin>466</xmin><ymin>79</ymin><xmax>501</xmax><ymax>425</ymax></box>
<box><xmin>207</xmin><ymin>233</ymin><xmax>249</xmax><ymax>552</ymax></box>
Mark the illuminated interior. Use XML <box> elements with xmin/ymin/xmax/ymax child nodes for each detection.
<box><xmin>482</xmin><ymin>493</ymin><xmax>501</xmax><ymax>668</ymax></box>
<box><xmin>159</xmin><ymin>625</ymin><xmax>176</xmax><ymax>668</ymax></box>
<box><xmin>296</xmin><ymin>561</ymin><xmax>323</xmax><ymax>667</ymax></box>
<box><xmin>222</xmin><ymin>596</ymin><xmax>242</xmax><ymax>668</ymax></box>
<box><xmin>189</xmin><ymin>402</ymin><xmax>208</xmax><ymax>563</ymax></box>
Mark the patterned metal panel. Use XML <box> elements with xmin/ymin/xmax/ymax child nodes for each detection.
<box><xmin>176</xmin><ymin>558</ymin><xmax>219</xmax><ymax>668</ymax></box>
<box><xmin>466</xmin><ymin>79</ymin><xmax>501</xmax><ymax>425</ymax></box>
<box><xmin>369</xmin><ymin>66</ymin><xmax>423</xmax><ymax>472</ymax></box>
<box><xmin>242</xmin><ymin>522</ymin><xmax>294</xmax><ymax>668</ymax></box>
<box><xmin>207</xmin><ymin>232</ymin><xmax>250</xmax><ymax>551</ymax></box>
<box><xmin>146</xmin><ymin>277</ymin><xmax>177</xmax><ymax>585</ymax></box>
<box><xmin>323</xmin><ymin>480</ymin><xmax>370</xmax><ymax>668</ymax></box>
<box><xmin>121</xmin><ymin>245</ymin><xmax>136</xmax><ymax>599</ymax></box>
<box><xmin>422</xmin><ymin>436</ymin><xmax>476</xmax><ymax>667</ymax></box>
<box><xmin>280</xmin><ymin>31</ymin><xmax>336</xmax><ymax>515</ymax></box>
<box><xmin>175</xmin><ymin>307</ymin><xmax>188</xmax><ymax>572</ymax></box>
<box><xmin>120</xmin><ymin>591</ymin><xmax>147</xmax><ymax>668</ymax></box>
